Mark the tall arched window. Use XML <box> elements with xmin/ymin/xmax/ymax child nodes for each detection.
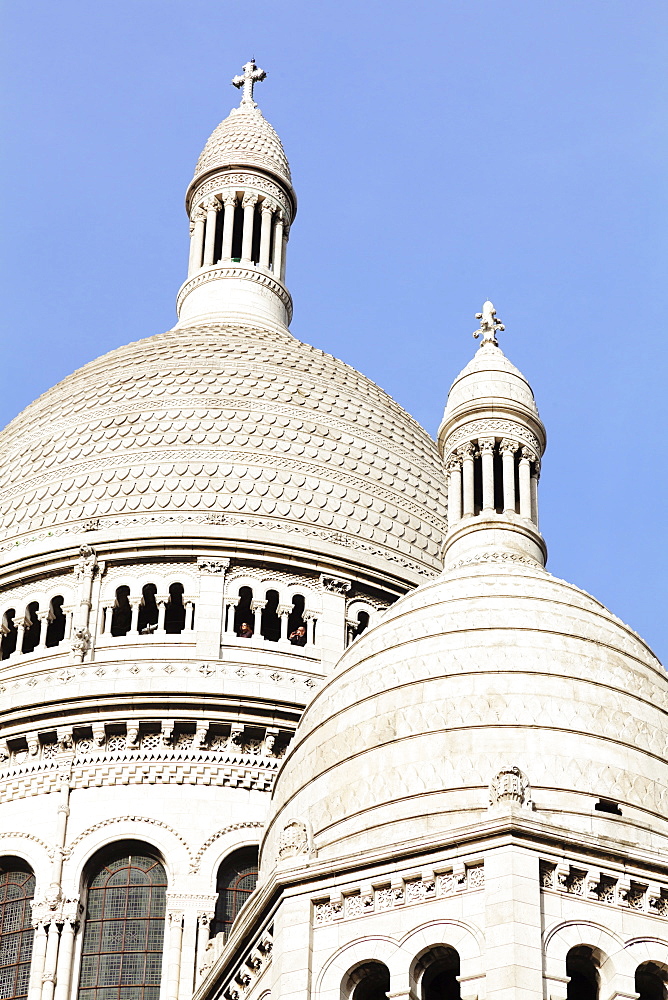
<box><xmin>164</xmin><ymin>584</ymin><xmax>185</xmax><ymax>634</ymax></box>
<box><xmin>566</xmin><ymin>946</ymin><xmax>599</xmax><ymax>1000</ymax></box>
<box><xmin>110</xmin><ymin>587</ymin><xmax>131</xmax><ymax>637</ymax></box>
<box><xmin>418</xmin><ymin>947</ymin><xmax>461</xmax><ymax>1000</ymax></box>
<box><xmin>345</xmin><ymin>962</ymin><xmax>390</xmax><ymax>1000</ymax></box>
<box><xmin>636</xmin><ymin>963</ymin><xmax>667</xmax><ymax>1000</ymax></box>
<box><xmin>45</xmin><ymin>597</ymin><xmax>66</xmax><ymax>648</ymax></box>
<box><xmin>212</xmin><ymin>847</ymin><xmax>258</xmax><ymax>939</ymax></box>
<box><xmin>0</xmin><ymin>858</ymin><xmax>35</xmax><ymax>1000</ymax></box>
<box><xmin>137</xmin><ymin>585</ymin><xmax>158</xmax><ymax>635</ymax></box>
<box><xmin>77</xmin><ymin>842</ymin><xmax>167</xmax><ymax>1000</ymax></box>
<box><xmin>22</xmin><ymin>603</ymin><xmax>41</xmax><ymax>655</ymax></box>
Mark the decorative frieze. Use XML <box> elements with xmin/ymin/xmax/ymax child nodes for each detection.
<box><xmin>540</xmin><ymin>860</ymin><xmax>668</xmax><ymax>918</ymax></box>
<box><xmin>313</xmin><ymin>863</ymin><xmax>484</xmax><ymax>925</ymax></box>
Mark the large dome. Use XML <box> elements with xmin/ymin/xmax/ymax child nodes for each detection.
<box><xmin>262</xmin><ymin>555</ymin><xmax>668</xmax><ymax>867</ymax></box>
<box><xmin>193</xmin><ymin>106</ymin><xmax>292</xmax><ymax>187</ymax></box>
<box><xmin>0</xmin><ymin>321</ymin><xmax>447</xmax><ymax>580</ymax></box>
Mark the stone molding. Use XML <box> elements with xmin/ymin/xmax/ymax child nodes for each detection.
<box><xmin>442</xmin><ymin>418</ymin><xmax>540</xmax><ymax>460</ymax></box>
<box><xmin>190</xmin><ymin>171</ymin><xmax>292</xmax><ymax>219</ymax></box>
<box><xmin>192</xmin><ymin>822</ymin><xmax>264</xmax><ymax>871</ymax></box>
<box><xmin>176</xmin><ymin>266</ymin><xmax>293</xmax><ymax>320</ymax></box>
<box><xmin>540</xmin><ymin>860</ymin><xmax>668</xmax><ymax>919</ymax></box>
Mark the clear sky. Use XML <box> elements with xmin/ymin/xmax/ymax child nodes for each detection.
<box><xmin>1</xmin><ymin>0</ymin><xmax>667</xmax><ymax>662</ymax></box>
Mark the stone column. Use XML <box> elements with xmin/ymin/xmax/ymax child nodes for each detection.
<box><xmin>188</xmin><ymin>207</ymin><xmax>206</xmax><ymax>275</ymax></box>
<box><xmin>500</xmin><ymin>439</ymin><xmax>517</xmax><ymax>513</ymax></box>
<box><xmin>129</xmin><ymin>598</ymin><xmax>141</xmax><ymax>635</ymax></box>
<box><xmin>166</xmin><ymin>911</ymin><xmax>183</xmax><ymax>1000</ymax></box>
<box><xmin>531</xmin><ymin>459</ymin><xmax>540</xmax><ymax>527</ymax></box>
<box><xmin>447</xmin><ymin>456</ymin><xmax>462</xmax><ymax>528</ymax></box>
<box><xmin>519</xmin><ymin>448</ymin><xmax>533</xmax><ymax>520</ymax></box>
<box><xmin>280</xmin><ymin>226</ymin><xmax>288</xmax><ymax>282</ymax></box>
<box><xmin>250</xmin><ymin>599</ymin><xmax>267</xmax><ymax>640</ymax></box>
<box><xmin>40</xmin><ymin>920</ymin><xmax>61</xmax><ymax>1000</ymax></box>
<box><xmin>202</xmin><ymin>197</ymin><xmax>220</xmax><ymax>267</ymax></box>
<box><xmin>462</xmin><ymin>443</ymin><xmax>476</xmax><ymax>517</ymax></box>
<box><xmin>241</xmin><ymin>194</ymin><xmax>257</xmax><ymax>262</ymax></box>
<box><xmin>102</xmin><ymin>606</ymin><xmax>113</xmax><ymax>635</ymax></box>
<box><xmin>184</xmin><ymin>601</ymin><xmax>195</xmax><ymax>631</ymax></box>
<box><xmin>303</xmin><ymin>610</ymin><xmax>316</xmax><ymax>646</ymax></box>
<box><xmin>220</xmin><ymin>193</ymin><xmax>237</xmax><ymax>261</ymax></box>
<box><xmin>278</xmin><ymin>605</ymin><xmax>291</xmax><ymax>643</ymax></box>
<box><xmin>12</xmin><ymin>617</ymin><xmax>27</xmax><ymax>656</ymax></box>
<box><xmin>53</xmin><ymin>918</ymin><xmax>76</xmax><ymax>1000</ymax></box>
<box><xmin>223</xmin><ymin>597</ymin><xmax>239</xmax><ymax>636</ymax></box>
<box><xmin>196</xmin><ymin>559</ymin><xmax>228</xmax><ymax>660</ymax></box>
<box><xmin>27</xmin><ymin>922</ymin><xmax>47</xmax><ymax>1000</ymax></box>
<box><xmin>36</xmin><ymin>611</ymin><xmax>50</xmax><ymax>651</ymax></box>
<box><xmin>480</xmin><ymin>438</ymin><xmax>495</xmax><ymax>511</ymax></box>
<box><xmin>156</xmin><ymin>598</ymin><xmax>168</xmax><ymax>635</ymax></box>
<box><xmin>273</xmin><ymin>213</ymin><xmax>285</xmax><ymax>276</ymax></box>
<box><xmin>259</xmin><ymin>201</ymin><xmax>274</xmax><ymax>267</ymax></box>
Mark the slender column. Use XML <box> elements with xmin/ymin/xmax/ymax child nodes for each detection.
<box><xmin>156</xmin><ymin>598</ymin><xmax>167</xmax><ymax>635</ymax></box>
<box><xmin>64</xmin><ymin>610</ymin><xmax>74</xmax><ymax>639</ymax></box>
<box><xmin>202</xmin><ymin>197</ymin><xmax>219</xmax><ymax>266</ymax></box>
<box><xmin>519</xmin><ymin>448</ymin><xmax>534</xmax><ymax>519</ymax></box>
<box><xmin>241</xmin><ymin>194</ymin><xmax>257</xmax><ymax>262</ymax></box>
<box><xmin>462</xmin><ymin>444</ymin><xmax>476</xmax><ymax>517</ymax></box>
<box><xmin>447</xmin><ymin>457</ymin><xmax>462</xmax><ymax>527</ymax></box>
<box><xmin>166</xmin><ymin>912</ymin><xmax>183</xmax><ymax>1000</ymax></box>
<box><xmin>188</xmin><ymin>207</ymin><xmax>206</xmax><ymax>275</ymax></box>
<box><xmin>278</xmin><ymin>605</ymin><xmax>291</xmax><ymax>642</ymax></box>
<box><xmin>36</xmin><ymin>611</ymin><xmax>50</xmax><ymax>650</ymax></box>
<box><xmin>280</xmin><ymin>227</ymin><xmax>288</xmax><ymax>282</ymax></box>
<box><xmin>259</xmin><ymin>202</ymin><xmax>274</xmax><ymax>267</ymax></box>
<box><xmin>184</xmin><ymin>600</ymin><xmax>195</xmax><ymax>631</ymax></box>
<box><xmin>224</xmin><ymin>598</ymin><xmax>239</xmax><ymax>635</ymax></box>
<box><xmin>129</xmin><ymin>598</ymin><xmax>141</xmax><ymax>635</ymax></box>
<box><xmin>27</xmin><ymin>922</ymin><xmax>47</xmax><ymax>1000</ymax></box>
<box><xmin>480</xmin><ymin>438</ymin><xmax>495</xmax><ymax>511</ymax></box>
<box><xmin>304</xmin><ymin>611</ymin><xmax>316</xmax><ymax>646</ymax></box>
<box><xmin>53</xmin><ymin>918</ymin><xmax>76</xmax><ymax>1000</ymax></box>
<box><xmin>102</xmin><ymin>606</ymin><xmax>113</xmax><ymax>635</ymax></box>
<box><xmin>195</xmin><ymin>913</ymin><xmax>211</xmax><ymax>981</ymax></box>
<box><xmin>40</xmin><ymin>920</ymin><xmax>61</xmax><ymax>1000</ymax></box>
<box><xmin>220</xmin><ymin>193</ymin><xmax>236</xmax><ymax>261</ymax></box>
<box><xmin>272</xmin><ymin>213</ymin><xmax>284</xmax><ymax>276</ymax></box>
<box><xmin>500</xmin><ymin>439</ymin><xmax>518</xmax><ymax>513</ymax></box>
<box><xmin>12</xmin><ymin>617</ymin><xmax>27</xmax><ymax>656</ymax></box>
<box><xmin>531</xmin><ymin>458</ymin><xmax>540</xmax><ymax>527</ymax></box>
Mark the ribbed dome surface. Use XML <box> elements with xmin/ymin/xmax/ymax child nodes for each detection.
<box><xmin>193</xmin><ymin>106</ymin><xmax>291</xmax><ymax>186</ymax></box>
<box><xmin>263</xmin><ymin>556</ymin><xmax>668</xmax><ymax>866</ymax></box>
<box><xmin>443</xmin><ymin>342</ymin><xmax>539</xmax><ymax>420</ymax></box>
<box><xmin>0</xmin><ymin>323</ymin><xmax>447</xmax><ymax>575</ymax></box>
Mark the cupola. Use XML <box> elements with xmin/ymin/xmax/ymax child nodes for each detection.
<box><xmin>437</xmin><ymin>302</ymin><xmax>547</xmax><ymax>568</ymax></box>
<box><xmin>176</xmin><ymin>60</ymin><xmax>296</xmax><ymax>328</ymax></box>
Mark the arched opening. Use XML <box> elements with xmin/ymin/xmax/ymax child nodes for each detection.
<box><xmin>1</xmin><ymin>610</ymin><xmax>17</xmax><ymax>660</ymax></box>
<box><xmin>261</xmin><ymin>590</ymin><xmax>280</xmax><ymax>642</ymax></box>
<box><xmin>473</xmin><ymin>451</ymin><xmax>483</xmax><ymax>515</ymax></box>
<box><xmin>138</xmin><ymin>584</ymin><xmax>159</xmax><ymax>634</ymax></box>
<box><xmin>355</xmin><ymin>610</ymin><xmax>370</xmax><ymax>638</ymax></box>
<box><xmin>231</xmin><ymin>203</ymin><xmax>244</xmax><ymax>262</ymax></box>
<box><xmin>234</xmin><ymin>587</ymin><xmax>254</xmax><ymax>638</ymax></box>
<box><xmin>77</xmin><ymin>840</ymin><xmax>167</xmax><ymax>1000</ymax></box>
<box><xmin>493</xmin><ymin>445</ymin><xmax>504</xmax><ymax>512</ymax></box>
<box><xmin>110</xmin><ymin>586</ymin><xmax>131</xmax><ymax>637</ymax></box>
<box><xmin>419</xmin><ymin>947</ymin><xmax>461</xmax><ymax>1000</ymax></box>
<box><xmin>287</xmin><ymin>594</ymin><xmax>305</xmax><ymax>639</ymax></box>
<box><xmin>566</xmin><ymin>946</ymin><xmax>599</xmax><ymax>1000</ymax></box>
<box><xmin>0</xmin><ymin>857</ymin><xmax>35</xmax><ymax>1000</ymax></box>
<box><xmin>636</xmin><ymin>964</ymin><xmax>667</xmax><ymax>1000</ymax></box>
<box><xmin>164</xmin><ymin>583</ymin><xmax>186</xmax><ymax>634</ymax></box>
<box><xmin>211</xmin><ymin>846</ymin><xmax>259</xmax><ymax>940</ymax></box>
<box><xmin>45</xmin><ymin>596</ymin><xmax>66</xmax><ymax>648</ymax></box>
<box><xmin>251</xmin><ymin>203</ymin><xmax>262</xmax><ymax>264</ymax></box>
<box><xmin>22</xmin><ymin>602</ymin><xmax>41</xmax><ymax>654</ymax></box>
<box><xmin>346</xmin><ymin>962</ymin><xmax>390</xmax><ymax>1000</ymax></box>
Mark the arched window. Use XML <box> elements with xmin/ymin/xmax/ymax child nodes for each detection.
<box><xmin>355</xmin><ymin>611</ymin><xmax>370</xmax><ymax>638</ymax></box>
<box><xmin>260</xmin><ymin>590</ymin><xmax>280</xmax><ymax>642</ymax></box>
<box><xmin>1</xmin><ymin>610</ymin><xmax>17</xmax><ymax>660</ymax></box>
<box><xmin>566</xmin><ymin>946</ymin><xmax>599</xmax><ymax>1000</ymax></box>
<box><xmin>77</xmin><ymin>841</ymin><xmax>167</xmax><ymax>1000</ymax></box>
<box><xmin>346</xmin><ymin>962</ymin><xmax>390</xmax><ymax>1000</ymax></box>
<box><xmin>0</xmin><ymin>858</ymin><xmax>35</xmax><ymax>1000</ymax></box>
<box><xmin>287</xmin><ymin>595</ymin><xmax>305</xmax><ymax>639</ymax></box>
<box><xmin>22</xmin><ymin>603</ymin><xmax>41</xmax><ymax>655</ymax></box>
<box><xmin>212</xmin><ymin>846</ymin><xmax>258</xmax><ymax>939</ymax></box>
<box><xmin>45</xmin><ymin>597</ymin><xmax>66</xmax><ymax>648</ymax></box>
<box><xmin>234</xmin><ymin>587</ymin><xmax>254</xmax><ymax>638</ymax></box>
<box><xmin>137</xmin><ymin>585</ymin><xmax>158</xmax><ymax>635</ymax></box>
<box><xmin>419</xmin><ymin>947</ymin><xmax>461</xmax><ymax>1000</ymax></box>
<box><xmin>164</xmin><ymin>584</ymin><xmax>185</xmax><ymax>635</ymax></box>
<box><xmin>110</xmin><ymin>587</ymin><xmax>131</xmax><ymax>637</ymax></box>
<box><xmin>636</xmin><ymin>964</ymin><xmax>667</xmax><ymax>1000</ymax></box>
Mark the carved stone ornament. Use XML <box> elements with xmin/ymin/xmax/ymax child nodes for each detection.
<box><xmin>71</xmin><ymin>627</ymin><xmax>91</xmax><ymax>660</ymax></box>
<box><xmin>489</xmin><ymin>765</ymin><xmax>532</xmax><ymax>808</ymax></box>
<box><xmin>278</xmin><ymin>819</ymin><xmax>309</xmax><ymax>861</ymax></box>
<box><xmin>75</xmin><ymin>545</ymin><xmax>98</xmax><ymax>580</ymax></box>
<box><xmin>203</xmin><ymin>196</ymin><xmax>220</xmax><ymax>213</ymax></box>
<box><xmin>197</xmin><ymin>557</ymin><xmax>230</xmax><ymax>574</ymax></box>
<box><xmin>473</xmin><ymin>300</ymin><xmax>505</xmax><ymax>346</ymax></box>
<box><xmin>320</xmin><ymin>575</ymin><xmax>351</xmax><ymax>596</ymax></box>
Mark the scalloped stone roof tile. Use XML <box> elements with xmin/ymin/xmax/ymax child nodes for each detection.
<box><xmin>193</xmin><ymin>107</ymin><xmax>291</xmax><ymax>186</ymax></box>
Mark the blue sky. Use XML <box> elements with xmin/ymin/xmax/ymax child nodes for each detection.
<box><xmin>1</xmin><ymin>0</ymin><xmax>667</xmax><ymax>661</ymax></box>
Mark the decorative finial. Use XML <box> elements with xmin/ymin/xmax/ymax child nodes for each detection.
<box><xmin>232</xmin><ymin>59</ymin><xmax>266</xmax><ymax>109</ymax></box>
<box><xmin>473</xmin><ymin>300</ymin><xmax>505</xmax><ymax>346</ymax></box>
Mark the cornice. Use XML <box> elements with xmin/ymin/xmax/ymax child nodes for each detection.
<box><xmin>176</xmin><ymin>265</ymin><xmax>293</xmax><ymax>321</ymax></box>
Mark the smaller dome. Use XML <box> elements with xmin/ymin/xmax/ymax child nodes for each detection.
<box><xmin>444</xmin><ymin>342</ymin><xmax>539</xmax><ymax>420</ymax></box>
<box><xmin>192</xmin><ymin>106</ymin><xmax>292</xmax><ymax>187</ymax></box>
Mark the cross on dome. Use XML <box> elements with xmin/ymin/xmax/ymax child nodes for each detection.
<box><xmin>232</xmin><ymin>58</ymin><xmax>266</xmax><ymax>108</ymax></box>
<box><xmin>473</xmin><ymin>300</ymin><xmax>505</xmax><ymax>346</ymax></box>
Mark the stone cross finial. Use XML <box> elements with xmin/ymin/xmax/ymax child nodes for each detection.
<box><xmin>473</xmin><ymin>300</ymin><xmax>505</xmax><ymax>346</ymax></box>
<box><xmin>232</xmin><ymin>59</ymin><xmax>266</xmax><ymax>108</ymax></box>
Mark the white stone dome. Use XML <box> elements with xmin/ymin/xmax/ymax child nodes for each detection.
<box><xmin>263</xmin><ymin>555</ymin><xmax>668</xmax><ymax>868</ymax></box>
<box><xmin>442</xmin><ymin>342</ymin><xmax>539</xmax><ymax>423</ymax></box>
<box><xmin>193</xmin><ymin>106</ymin><xmax>292</xmax><ymax>187</ymax></box>
<box><xmin>0</xmin><ymin>321</ymin><xmax>448</xmax><ymax>580</ymax></box>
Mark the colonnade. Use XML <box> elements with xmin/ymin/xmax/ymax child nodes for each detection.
<box><xmin>222</xmin><ymin>595</ymin><xmax>317</xmax><ymax>646</ymax></box>
<box><xmin>446</xmin><ymin>437</ymin><xmax>540</xmax><ymax>529</ymax></box>
<box><xmin>188</xmin><ymin>193</ymin><xmax>287</xmax><ymax>278</ymax></box>
<box><xmin>98</xmin><ymin>595</ymin><xmax>196</xmax><ymax>637</ymax></box>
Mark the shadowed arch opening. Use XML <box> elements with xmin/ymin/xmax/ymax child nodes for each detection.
<box><xmin>110</xmin><ymin>587</ymin><xmax>131</xmax><ymax>637</ymax></box>
<box><xmin>22</xmin><ymin>603</ymin><xmax>41</xmax><ymax>654</ymax></box>
<box><xmin>417</xmin><ymin>946</ymin><xmax>461</xmax><ymax>1000</ymax></box>
<box><xmin>137</xmin><ymin>585</ymin><xmax>158</xmax><ymax>634</ymax></box>
<box><xmin>261</xmin><ymin>590</ymin><xmax>280</xmax><ymax>642</ymax></box>
<box><xmin>45</xmin><ymin>596</ymin><xmax>66</xmax><ymax>648</ymax></box>
<box><xmin>566</xmin><ymin>946</ymin><xmax>599</xmax><ymax>1000</ymax></box>
<box><xmin>211</xmin><ymin>846</ymin><xmax>258</xmax><ymax>940</ymax></box>
<box><xmin>0</xmin><ymin>857</ymin><xmax>35</xmax><ymax>1000</ymax></box>
<box><xmin>234</xmin><ymin>587</ymin><xmax>254</xmax><ymax>637</ymax></box>
<box><xmin>344</xmin><ymin>962</ymin><xmax>390</xmax><ymax>1000</ymax></box>
<box><xmin>77</xmin><ymin>840</ymin><xmax>167</xmax><ymax>1000</ymax></box>
<box><xmin>164</xmin><ymin>583</ymin><xmax>185</xmax><ymax>634</ymax></box>
<box><xmin>636</xmin><ymin>963</ymin><xmax>668</xmax><ymax>1000</ymax></box>
<box><xmin>1</xmin><ymin>610</ymin><xmax>17</xmax><ymax>660</ymax></box>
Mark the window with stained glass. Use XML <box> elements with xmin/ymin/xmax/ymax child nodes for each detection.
<box><xmin>77</xmin><ymin>846</ymin><xmax>167</xmax><ymax>1000</ymax></box>
<box><xmin>0</xmin><ymin>860</ymin><xmax>35</xmax><ymax>1000</ymax></box>
<box><xmin>211</xmin><ymin>847</ymin><xmax>258</xmax><ymax>939</ymax></box>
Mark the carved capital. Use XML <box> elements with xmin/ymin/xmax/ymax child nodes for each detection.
<box><xmin>191</xmin><ymin>207</ymin><xmax>207</xmax><ymax>224</ymax></box>
<box><xmin>277</xmin><ymin>605</ymin><xmax>292</xmax><ymax>618</ymax></box>
<box><xmin>520</xmin><ymin>446</ymin><xmax>537</xmax><ymax>464</ymax></box>
<box><xmin>221</xmin><ymin>192</ymin><xmax>238</xmax><ymax>208</ymax></box>
<box><xmin>242</xmin><ymin>192</ymin><xmax>259</xmax><ymax>209</ymax></box>
<box><xmin>260</xmin><ymin>198</ymin><xmax>275</xmax><ymax>215</ymax></box>
<box><xmin>250</xmin><ymin>599</ymin><xmax>267</xmax><ymax>612</ymax></box>
<box><xmin>203</xmin><ymin>196</ymin><xmax>220</xmax><ymax>213</ymax></box>
<box><xmin>478</xmin><ymin>438</ymin><xmax>495</xmax><ymax>454</ymax></box>
<box><xmin>461</xmin><ymin>442</ymin><xmax>477</xmax><ymax>460</ymax></box>
<box><xmin>499</xmin><ymin>438</ymin><xmax>519</xmax><ymax>456</ymax></box>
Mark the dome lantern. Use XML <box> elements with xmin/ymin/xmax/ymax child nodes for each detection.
<box><xmin>177</xmin><ymin>60</ymin><xmax>297</xmax><ymax>329</ymax></box>
<box><xmin>437</xmin><ymin>301</ymin><xmax>547</xmax><ymax>569</ymax></box>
